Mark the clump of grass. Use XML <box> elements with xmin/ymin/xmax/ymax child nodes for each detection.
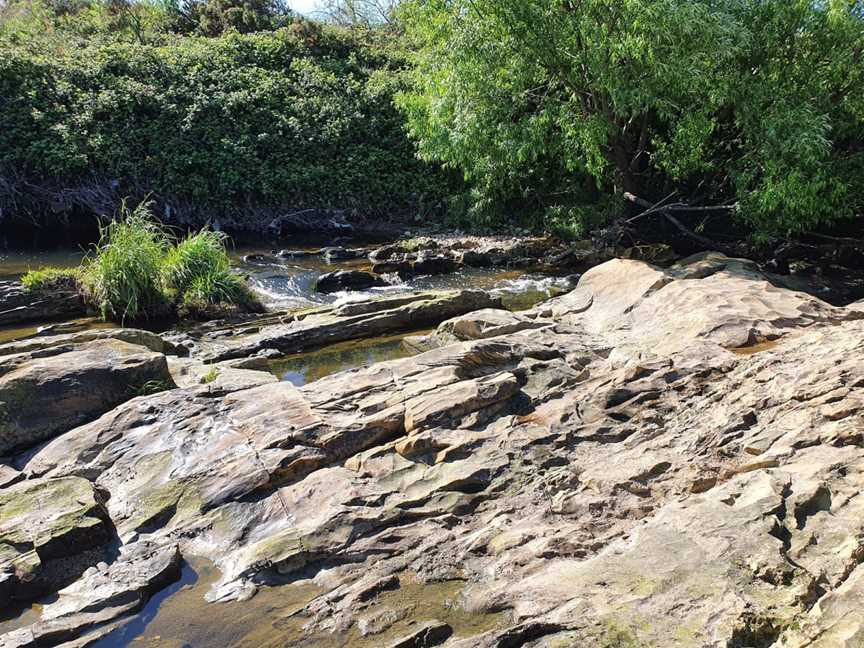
<box><xmin>31</xmin><ymin>200</ymin><xmax>264</xmax><ymax>323</ymax></box>
<box><xmin>180</xmin><ymin>270</ymin><xmax>263</xmax><ymax>317</ymax></box>
<box><xmin>82</xmin><ymin>202</ymin><xmax>170</xmax><ymax>322</ymax></box>
<box><xmin>162</xmin><ymin>229</ymin><xmax>232</xmax><ymax>297</ymax></box>
<box><xmin>21</xmin><ymin>267</ymin><xmax>82</xmax><ymax>292</ymax></box>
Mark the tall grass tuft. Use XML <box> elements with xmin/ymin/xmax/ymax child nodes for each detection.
<box><xmin>161</xmin><ymin>229</ymin><xmax>232</xmax><ymax>297</ymax></box>
<box><xmin>26</xmin><ymin>200</ymin><xmax>262</xmax><ymax>322</ymax></box>
<box><xmin>82</xmin><ymin>201</ymin><xmax>171</xmax><ymax>322</ymax></box>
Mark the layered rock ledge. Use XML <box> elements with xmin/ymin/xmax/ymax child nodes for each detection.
<box><xmin>2</xmin><ymin>254</ymin><xmax>864</xmax><ymax>647</ymax></box>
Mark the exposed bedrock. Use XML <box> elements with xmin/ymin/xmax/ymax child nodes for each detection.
<box><xmin>3</xmin><ymin>255</ymin><xmax>864</xmax><ymax>646</ymax></box>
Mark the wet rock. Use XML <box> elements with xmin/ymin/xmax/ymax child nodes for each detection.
<box><xmin>242</xmin><ymin>253</ymin><xmax>279</xmax><ymax>265</ymax></box>
<box><xmin>0</xmin><ymin>477</ymin><xmax>112</xmax><ymax>605</ymax></box>
<box><xmin>276</xmin><ymin>249</ymin><xmax>318</xmax><ymax>259</ymax></box>
<box><xmin>4</xmin><ymin>542</ymin><xmax>182</xmax><ymax>648</ymax></box>
<box><xmin>0</xmin><ymin>339</ymin><xmax>174</xmax><ymax>454</ymax></box>
<box><xmin>322</xmin><ymin>247</ymin><xmax>366</xmax><ymax>263</ymax></box>
<box><xmin>316</xmin><ymin>270</ymin><xmax>388</xmax><ymax>294</ymax></box>
<box><xmin>412</xmin><ymin>252</ymin><xmax>458</xmax><ymax>276</ymax></box>
<box><xmin>0</xmin><ymin>280</ymin><xmax>85</xmax><ymax>328</ymax></box>
<box><xmin>189</xmin><ymin>289</ymin><xmax>502</xmax><ymax>362</ymax></box>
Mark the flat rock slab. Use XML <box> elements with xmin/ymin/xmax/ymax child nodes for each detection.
<box><xmin>190</xmin><ymin>289</ymin><xmax>502</xmax><ymax>362</ymax></box>
<box><xmin>0</xmin><ymin>339</ymin><xmax>174</xmax><ymax>454</ymax></box>
<box><xmin>0</xmin><ymin>281</ymin><xmax>84</xmax><ymax>328</ymax></box>
<box><xmin>0</xmin><ymin>477</ymin><xmax>111</xmax><ymax>605</ymax></box>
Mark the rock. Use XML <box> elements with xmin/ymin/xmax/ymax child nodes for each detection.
<box><xmin>0</xmin><ymin>339</ymin><xmax>175</xmax><ymax>454</ymax></box>
<box><xmin>0</xmin><ymin>327</ymin><xmax>173</xmax><ymax>357</ymax></box>
<box><xmin>0</xmin><ymin>477</ymin><xmax>112</xmax><ymax>605</ymax></box>
<box><xmin>388</xmin><ymin>620</ymin><xmax>453</xmax><ymax>648</ymax></box>
<box><xmin>8</xmin><ymin>255</ymin><xmax>864</xmax><ymax>647</ymax></box>
<box><xmin>322</xmin><ymin>247</ymin><xmax>366</xmax><ymax>263</ymax></box>
<box><xmin>316</xmin><ymin>270</ymin><xmax>389</xmax><ymax>294</ymax></box>
<box><xmin>276</xmin><ymin>249</ymin><xmax>318</xmax><ymax>259</ymax></box>
<box><xmin>411</xmin><ymin>252</ymin><xmax>458</xmax><ymax>276</ymax></box>
<box><xmin>0</xmin><ymin>280</ymin><xmax>85</xmax><ymax>328</ymax></box>
<box><xmin>432</xmin><ymin>308</ymin><xmax>550</xmax><ymax>345</ymax></box>
<box><xmin>166</xmin><ymin>357</ymin><xmax>277</xmax><ymax>395</ymax></box>
<box><xmin>4</xmin><ymin>542</ymin><xmax>182</xmax><ymax>648</ymax></box>
<box><xmin>241</xmin><ymin>253</ymin><xmax>279</xmax><ymax>265</ymax></box>
<box><xmin>189</xmin><ymin>289</ymin><xmax>502</xmax><ymax>362</ymax></box>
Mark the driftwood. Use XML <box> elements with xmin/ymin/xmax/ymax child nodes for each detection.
<box><xmin>622</xmin><ymin>192</ymin><xmax>740</xmax><ymax>255</ymax></box>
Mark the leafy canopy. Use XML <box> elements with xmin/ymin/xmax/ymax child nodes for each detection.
<box><xmin>398</xmin><ymin>0</ymin><xmax>864</xmax><ymax>237</ymax></box>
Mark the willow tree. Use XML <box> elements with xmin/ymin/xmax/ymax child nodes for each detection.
<box><xmin>398</xmin><ymin>0</ymin><xmax>864</xmax><ymax>237</ymax></box>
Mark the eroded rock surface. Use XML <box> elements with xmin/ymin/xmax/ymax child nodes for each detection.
<box><xmin>4</xmin><ymin>256</ymin><xmax>864</xmax><ymax>647</ymax></box>
<box><xmin>0</xmin><ymin>281</ymin><xmax>85</xmax><ymax>328</ymax></box>
<box><xmin>0</xmin><ymin>338</ymin><xmax>174</xmax><ymax>454</ymax></box>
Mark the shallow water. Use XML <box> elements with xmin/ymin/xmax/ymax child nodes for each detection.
<box><xmin>270</xmin><ymin>330</ymin><xmax>426</xmax><ymax>386</ymax></box>
<box><xmin>88</xmin><ymin>557</ymin><xmax>503</xmax><ymax>648</ymax></box>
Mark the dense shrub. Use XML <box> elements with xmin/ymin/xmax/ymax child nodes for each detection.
<box><xmin>0</xmin><ymin>16</ymin><xmax>452</xmax><ymax>227</ymax></box>
<box><xmin>399</xmin><ymin>0</ymin><xmax>864</xmax><ymax>239</ymax></box>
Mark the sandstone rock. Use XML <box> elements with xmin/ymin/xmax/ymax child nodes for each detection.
<box><xmin>0</xmin><ymin>477</ymin><xmax>112</xmax><ymax>605</ymax></box>
<box><xmin>0</xmin><ymin>280</ymin><xmax>84</xmax><ymax>328</ymax></box>
<box><xmin>316</xmin><ymin>270</ymin><xmax>388</xmax><ymax>294</ymax></box>
<box><xmin>0</xmin><ymin>339</ymin><xmax>174</xmax><ymax>454</ymax></box>
<box><xmin>190</xmin><ymin>290</ymin><xmax>502</xmax><ymax>362</ymax></box>
<box><xmin>7</xmin><ymin>255</ymin><xmax>864</xmax><ymax>647</ymax></box>
<box><xmin>0</xmin><ymin>327</ymin><xmax>173</xmax><ymax>357</ymax></box>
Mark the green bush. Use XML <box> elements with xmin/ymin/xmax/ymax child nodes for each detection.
<box><xmin>399</xmin><ymin>0</ymin><xmax>864</xmax><ymax>238</ymax></box>
<box><xmin>83</xmin><ymin>203</ymin><xmax>170</xmax><ymax>322</ymax></box>
<box><xmin>28</xmin><ymin>201</ymin><xmax>264</xmax><ymax>322</ymax></box>
<box><xmin>162</xmin><ymin>229</ymin><xmax>231</xmax><ymax>297</ymax></box>
<box><xmin>0</xmin><ymin>18</ymin><xmax>453</xmax><ymax>227</ymax></box>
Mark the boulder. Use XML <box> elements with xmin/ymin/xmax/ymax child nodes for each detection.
<box><xmin>0</xmin><ymin>339</ymin><xmax>174</xmax><ymax>454</ymax></box>
<box><xmin>412</xmin><ymin>252</ymin><xmax>458</xmax><ymax>276</ymax></box>
<box><xmin>316</xmin><ymin>270</ymin><xmax>388</xmax><ymax>294</ymax></box>
<box><xmin>189</xmin><ymin>289</ymin><xmax>503</xmax><ymax>362</ymax></box>
<box><xmin>322</xmin><ymin>247</ymin><xmax>366</xmax><ymax>263</ymax></box>
<box><xmin>0</xmin><ymin>280</ymin><xmax>84</xmax><ymax>328</ymax></box>
<box><xmin>0</xmin><ymin>477</ymin><xmax>112</xmax><ymax>605</ymax></box>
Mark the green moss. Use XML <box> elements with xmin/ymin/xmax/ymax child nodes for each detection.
<box><xmin>20</xmin><ymin>267</ymin><xmax>82</xmax><ymax>292</ymax></box>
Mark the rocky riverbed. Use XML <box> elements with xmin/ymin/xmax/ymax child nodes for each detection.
<box><xmin>2</xmin><ymin>251</ymin><xmax>864</xmax><ymax>647</ymax></box>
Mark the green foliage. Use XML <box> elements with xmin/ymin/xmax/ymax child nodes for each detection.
<box><xmin>399</xmin><ymin>0</ymin><xmax>864</xmax><ymax>237</ymax></box>
<box><xmin>75</xmin><ymin>200</ymin><xmax>260</xmax><ymax>322</ymax></box>
<box><xmin>82</xmin><ymin>202</ymin><xmax>170</xmax><ymax>322</ymax></box>
<box><xmin>0</xmin><ymin>13</ymin><xmax>450</xmax><ymax>224</ymax></box>
<box><xmin>162</xmin><ymin>229</ymin><xmax>231</xmax><ymax>297</ymax></box>
<box><xmin>20</xmin><ymin>266</ymin><xmax>82</xmax><ymax>292</ymax></box>
<box><xmin>201</xmin><ymin>366</ymin><xmax>220</xmax><ymax>384</ymax></box>
<box><xmin>180</xmin><ymin>270</ymin><xmax>261</xmax><ymax>313</ymax></box>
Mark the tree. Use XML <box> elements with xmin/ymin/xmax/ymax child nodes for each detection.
<box><xmin>317</xmin><ymin>0</ymin><xmax>398</xmax><ymax>27</ymax></box>
<box><xmin>398</xmin><ymin>0</ymin><xmax>864</xmax><ymax>237</ymax></box>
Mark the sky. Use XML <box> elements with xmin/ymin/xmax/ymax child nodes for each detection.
<box><xmin>290</xmin><ymin>0</ymin><xmax>324</xmax><ymax>15</ymax></box>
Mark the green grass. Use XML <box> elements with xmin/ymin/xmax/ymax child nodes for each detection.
<box><xmin>162</xmin><ymin>229</ymin><xmax>232</xmax><ymax>297</ymax></box>
<box><xmin>20</xmin><ymin>267</ymin><xmax>82</xmax><ymax>292</ymax></box>
<box><xmin>83</xmin><ymin>202</ymin><xmax>171</xmax><ymax>322</ymax></box>
<box><xmin>25</xmin><ymin>200</ymin><xmax>263</xmax><ymax>323</ymax></box>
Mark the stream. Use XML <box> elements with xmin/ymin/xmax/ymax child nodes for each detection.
<box><xmin>0</xmin><ymin>244</ymin><xmax>576</xmax><ymax>381</ymax></box>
